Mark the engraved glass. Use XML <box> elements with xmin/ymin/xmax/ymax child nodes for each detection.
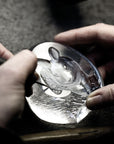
<box><xmin>26</xmin><ymin>42</ymin><xmax>103</xmax><ymax>124</ymax></box>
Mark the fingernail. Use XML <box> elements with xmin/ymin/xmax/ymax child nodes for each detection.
<box><xmin>86</xmin><ymin>95</ymin><xmax>103</xmax><ymax>110</ymax></box>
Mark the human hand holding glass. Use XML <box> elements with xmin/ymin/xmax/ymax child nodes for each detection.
<box><xmin>55</xmin><ymin>23</ymin><xmax>114</xmax><ymax>110</ymax></box>
<box><xmin>0</xmin><ymin>44</ymin><xmax>37</xmax><ymax>128</ymax></box>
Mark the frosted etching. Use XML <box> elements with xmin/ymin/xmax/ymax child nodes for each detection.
<box><xmin>26</xmin><ymin>42</ymin><xmax>103</xmax><ymax>124</ymax></box>
<box><xmin>38</xmin><ymin>47</ymin><xmax>99</xmax><ymax>96</ymax></box>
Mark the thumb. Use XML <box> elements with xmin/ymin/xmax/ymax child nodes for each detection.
<box><xmin>1</xmin><ymin>49</ymin><xmax>37</xmax><ymax>84</ymax></box>
<box><xmin>86</xmin><ymin>84</ymin><xmax>114</xmax><ymax>110</ymax></box>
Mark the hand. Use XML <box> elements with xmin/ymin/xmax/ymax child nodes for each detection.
<box><xmin>55</xmin><ymin>23</ymin><xmax>114</xmax><ymax>110</ymax></box>
<box><xmin>0</xmin><ymin>44</ymin><xmax>37</xmax><ymax>128</ymax></box>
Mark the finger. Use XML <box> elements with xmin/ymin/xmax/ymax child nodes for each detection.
<box><xmin>1</xmin><ymin>49</ymin><xmax>37</xmax><ymax>83</ymax></box>
<box><xmin>0</xmin><ymin>43</ymin><xmax>13</xmax><ymax>59</ymax></box>
<box><xmin>54</xmin><ymin>23</ymin><xmax>114</xmax><ymax>46</ymax></box>
<box><xmin>86</xmin><ymin>84</ymin><xmax>114</xmax><ymax>110</ymax></box>
<box><xmin>98</xmin><ymin>61</ymin><xmax>114</xmax><ymax>80</ymax></box>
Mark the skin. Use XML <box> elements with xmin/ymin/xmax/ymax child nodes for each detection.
<box><xmin>0</xmin><ymin>44</ymin><xmax>37</xmax><ymax>128</ymax></box>
<box><xmin>54</xmin><ymin>23</ymin><xmax>114</xmax><ymax>110</ymax></box>
<box><xmin>0</xmin><ymin>23</ymin><xmax>114</xmax><ymax>129</ymax></box>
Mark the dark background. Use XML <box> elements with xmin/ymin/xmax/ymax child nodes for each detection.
<box><xmin>0</xmin><ymin>0</ymin><xmax>114</xmax><ymax>142</ymax></box>
<box><xmin>0</xmin><ymin>0</ymin><xmax>114</xmax><ymax>54</ymax></box>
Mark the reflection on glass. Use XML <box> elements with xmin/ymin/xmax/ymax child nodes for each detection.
<box><xmin>26</xmin><ymin>42</ymin><xmax>103</xmax><ymax>124</ymax></box>
<box><xmin>38</xmin><ymin>47</ymin><xmax>100</xmax><ymax>96</ymax></box>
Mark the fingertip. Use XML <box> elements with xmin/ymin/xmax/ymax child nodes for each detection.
<box><xmin>86</xmin><ymin>84</ymin><xmax>114</xmax><ymax>110</ymax></box>
<box><xmin>54</xmin><ymin>33</ymin><xmax>65</xmax><ymax>42</ymax></box>
<box><xmin>86</xmin><ymin>95</ymin><xmax>103</xmax><ymax>110</ymax></box>
<box><xmin>0</xmin><ymin>43</ymin><xmax>13</xmax><ymax>59</ymax></box>
<box><xmin>21</xmin><ymin>49</ymin><xmax>38</xmax><ymax>66</ymax></box>
<box><xmin>86</xmin><ymin>88</ymin><xmax>102</xmax><ymax>110</ymax></box>
<box><xmin>21</xmin><ymin>49</ymin><xmax>37</xmax><ymax>61</ymax></box>
<box><xmin>54</xmin><ymin>30</ymin><xmax>73</xmax><ymax>44</ymax></box>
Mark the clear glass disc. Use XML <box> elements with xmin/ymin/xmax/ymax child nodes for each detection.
<box><xmin>26</xmin><ymin>42</ymin><xmax>103</xmax><ymax>124</ymax></box>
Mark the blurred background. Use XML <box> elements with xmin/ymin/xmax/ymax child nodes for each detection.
<box><xmin>0</xmin><ymin>0</ymin><xmax>114</xmax><ymax>143</ymax></box>
<box><xmin>0</xmin><ymin>0</ymin><xmax>114</xmax><ymax>54</ymax></box>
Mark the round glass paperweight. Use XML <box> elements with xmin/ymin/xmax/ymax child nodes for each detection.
<box><xmin>26</xmin><ymin>42</ymin><xmax>103</xmax><ymax>124</ymax></box>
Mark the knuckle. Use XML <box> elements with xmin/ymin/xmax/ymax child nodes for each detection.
<box><xmin>95</xmin><ymin>23</ymin><xmax>105</xmax><ymax>27</ymax></box>
<box><xmin>94</xmin><ymin>23</ymin><xmax>107</xmax><ymax>40</ymax></box>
